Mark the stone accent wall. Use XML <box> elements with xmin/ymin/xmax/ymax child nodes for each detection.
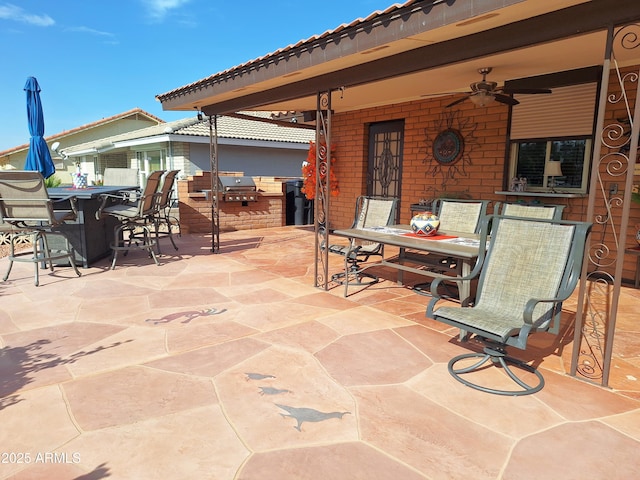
<box><xmin>177</xmin><ymin>170</ymin><xmax>287</xmax><ymax>233</ymax></box>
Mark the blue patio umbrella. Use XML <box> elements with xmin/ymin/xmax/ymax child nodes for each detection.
<box><xmin>24</xmin><ymin>76</ymin><xmax>55</xmax><ymax>179</ymax></box>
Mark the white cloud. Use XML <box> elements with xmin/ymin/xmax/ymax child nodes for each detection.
<box><xmin>0</xmin><ymin>3</ymin><xmax>54</xmax><ymax>26</ymax></box>
<box><xmin>141</xmin><ymin>0</ymin><xmax>191</xmax><ymax>21</ymax></box>
<box><xmin>66</xmin><ymin>26</ymin><xmax>115</xmax><ymax>37</ymax></box>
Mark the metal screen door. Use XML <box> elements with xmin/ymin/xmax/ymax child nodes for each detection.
<box><xmin>368</xmin><ymin>120</ymin><xmax>403</xmax><ymax>220</ymax></box>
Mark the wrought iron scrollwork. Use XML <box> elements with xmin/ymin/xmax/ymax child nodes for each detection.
<box><xmin>572</xmin><ymin>22</ymin><xmax>640</xmax><ymax>386</ymax></box>
<box><xmin>314</xmin><ymin>91</ymin><xmax>332</xmax><ymax>288</ymax></box>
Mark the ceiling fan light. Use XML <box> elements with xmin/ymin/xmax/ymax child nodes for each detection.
<box><xmin>469</xmin><ymin>91</ymin><xmax>495</xmax><ymax>107</ymax></box>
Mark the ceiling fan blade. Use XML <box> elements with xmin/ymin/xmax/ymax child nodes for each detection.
<box><xmin>445</xmin><ymin>95</ymin><xmax>470</xmax><ymax>108</ymax></box>
<box><xmin>502</xmin><ymin>87</ymin><xmax>552</xmax><ymax>95</ymax></box>
<box><xmin>494</xmin><ymin>94</ymin><xmax>519</xmax><ymax>106</ymax></box>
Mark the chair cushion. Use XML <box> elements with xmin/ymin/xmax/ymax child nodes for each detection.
<box><xmin>102</xmin><ymin>204</ymin><xmax>141</xmax><ymax>219</ymax></box>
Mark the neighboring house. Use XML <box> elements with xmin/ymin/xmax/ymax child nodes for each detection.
<box><xmin>0</xmin><ymin>109</ymin><xmax>314</xmax><ymax>187</ymax></box>
<box><xmin>59</xmin><ymin>111</ymin><xmax>315</xmax><ymax>185</ymax></box>
<box><xmin>0</xmin><ymin>108</ymin><xmax>164</xmax><ymax>178</ymax></box>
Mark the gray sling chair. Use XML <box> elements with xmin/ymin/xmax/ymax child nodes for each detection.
<box><xmin>0</xmin><ymin>171</ymin><xmax>81</xmax><ymax>286</ymax></box>
<box><xmin>498</xmin><ymin>202</ymin><xmax>565</xmax><ymax>220</ymax></box>
<box><xmin>102</xmin><ymin>167</ymin><xmax>140</xmax><ymax>187</ymax></box>
<box><xmin>327</xmin><ymin>195</ymin><xmax>398</xmax><ymax>289</ymax></box>
<box><xmin>426</xmin><ymin>214</ymin><xmax>592</xmax><ymax>396</ymax></box>
<box><xmin>412</xmin><ymin>198</ymin><xmax>490</xmax><ymax>296</ymax></box>
<box><xmin>96</xmin><ymin>170</ymin><xmax>164</xmax><ymax>269</ymax></box>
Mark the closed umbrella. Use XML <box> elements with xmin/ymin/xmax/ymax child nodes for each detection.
<box><xmin>24</xmin><ymin>77</ymin><xmax>55</xmax><ymax>179</ymax></box>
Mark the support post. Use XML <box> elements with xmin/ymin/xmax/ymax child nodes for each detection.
<box><xmin>571</xmin><ymin>23</ymin><xmax>640</xmax><ymax>386</ymax></box>
<box><xmin>314</xmin><ymin>91</ymin><xmax>332</xmax><ymax>289</ymax></box>
<box><xmin>209</xmin><ymin>115</ymin><xmax>220</xmax><ymax>253</ymax></box>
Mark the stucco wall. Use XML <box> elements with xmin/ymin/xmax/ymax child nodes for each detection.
<box><xmin>188</xmin><ymin>142</ymin><xmax>308</xmax><ymax>178</ymax></box>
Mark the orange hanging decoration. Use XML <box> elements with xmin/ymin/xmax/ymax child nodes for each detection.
<box><xmin>301</xmin><ymin>141</ymin><xmax>339</xmax><ymax>200</ymax></box>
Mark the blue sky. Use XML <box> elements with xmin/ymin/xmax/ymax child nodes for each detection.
<box><xmin>0</xmin><ymin>0</ymin><xmax>394</xmax><ymax>151</ymax></box>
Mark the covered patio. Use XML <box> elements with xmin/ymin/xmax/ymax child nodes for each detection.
<box><xmin>0</xmin><ymin>228</ymin><xmax>639</xmax><ymax>478</ymax></box>
<box><xmin>157</xmin><ymin>0</ymin><xmax>640</xmax><ymax>389</ymax></box>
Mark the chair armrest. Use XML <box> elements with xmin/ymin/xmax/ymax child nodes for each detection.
<box><xmin>426</xmin><ymin>215</ymin><xmax>493</xmax><ymax>314</ymax></box>
<box><xmin>95</xmin><ymin>193</ymin><xmax>131</xmax><ymax>220</ymax></box>
<box><xmin>523</xmin><ymin>297</ymin><xmax>565</xmax><ymax>327</ymax></box>
<box><xmin>426</xmin><ymin>265</ymin><xmax>482</xmax><ymax>316</ymax></box>
<box><xmin>52</xmin><ymin>195</ymin><xmax>78</xmax><ymax>217</ymax></box>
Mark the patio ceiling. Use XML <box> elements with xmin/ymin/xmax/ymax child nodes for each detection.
<box><xmin>157</xmin><ymin>0</ymin><xmax>640</xmax><ymax>117</ymax></box>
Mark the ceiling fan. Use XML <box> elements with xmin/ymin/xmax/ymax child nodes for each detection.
<box><xmin>445</xmin><ymin>67</ymin><xmax>552</xmax><ymax>108</ymax></box>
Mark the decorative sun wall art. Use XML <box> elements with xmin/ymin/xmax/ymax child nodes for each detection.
<box><xmin>422</xmin><ymin>110</ymin><xmax>479</xmax><ymax>192</ymax></box>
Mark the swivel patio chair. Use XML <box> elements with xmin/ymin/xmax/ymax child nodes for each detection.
<box><xmin>0</xmin><ymin>170</ymin><xmax>81</xmax><ymax>286</ymax></box>
<box><xmin>327</xmin><ymin>195</ymin><xmax>398</xmax><ymax>288</ymax></box>
<box><xmin>96</xmin><ymin>170</ymin><xmax>164</xmax><ymax>269</ymax></box>
<box><xmin>426</xmin><ymin>215</ymin><xmax>592</xmax><ymax>395</ymax></box>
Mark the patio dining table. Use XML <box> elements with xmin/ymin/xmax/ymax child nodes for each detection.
<box><xmin>331</xmin><ymin>224</ymin><xmax>483</xmax><ymax>299</ymax></box>
<box><xmin>48</xmin><ymin>185</ymin><xmax>139</xmax><ymax>268</ymax></box>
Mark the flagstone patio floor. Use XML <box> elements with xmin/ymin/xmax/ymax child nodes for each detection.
<box><xmin>1</xmin><ymin>226</ymin><xmax>639</xmax><ymax>479</ymax></box>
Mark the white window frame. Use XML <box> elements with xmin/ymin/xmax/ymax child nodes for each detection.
<box><xmin>135</xmin><ymin>149</ymin><xmax>166</xmax><ymax>179</ymax></box>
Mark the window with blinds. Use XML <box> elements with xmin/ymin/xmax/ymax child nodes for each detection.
<box><xmin>508</xmin><ymin>82</ymin><xmax>598</xmax><ymax>193</ymax></box>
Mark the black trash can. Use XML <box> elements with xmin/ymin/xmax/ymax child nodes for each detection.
<box><xmin>286</xmin><ymin>179</ymin><xmax>312</xmax><ymax>225</ymax></box>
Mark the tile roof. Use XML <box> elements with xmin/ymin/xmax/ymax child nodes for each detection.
<box><xmin>61</xmin><ymin>112</ymin><xmax>315</xmax><ymax>156</ymax></box>
<box><xmin>175</xmin><ymin>112</ymin><xmax>315</xmax><ymax>143</ymax></box>
<box><xmin>0</xmin><ymin>108</ymin><xmax>164</xmax><ymax>157</ymax></box>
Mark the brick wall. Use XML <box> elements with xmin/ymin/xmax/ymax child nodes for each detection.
<box><xmin>327</xmin><ymin>68</ymin><xmax>640</xmax><ymax>283</ymax></box>
<box><xmin>176</xmin><ymin>67</ymin><xmax>640</xmax><ymax>282</ymax></box>
<box><xmin>177</xmin><ymin>170</ymin><xmax>287</xmax><ymax>233</ymax></box>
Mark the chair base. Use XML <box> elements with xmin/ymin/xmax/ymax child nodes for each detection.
<box><xmin>154</xmin><ymin>217</ymin><xmax>179</xmax><ymax>253</ymax></box>
<box><xmin>331</xmin><ymin>269</ymin><xmax>378</xmax><ymax>286</ymax></box>
<box><xmin>412</xmin><ymin>281</ymin><xmax>459</xmax><ymax>300</ymax></box>
<box><xmin>448</xmin><ymin>345</ymin><xmax>544</xmax><ymax>396</ymax></box>
<box><xmin>110</xmin><ymin>223</ymin><xmax>159</xmax><ymax>270</ymax></box>
<box><xmin>3</xmin><ymin>230</ymin><xmax>81</xmax><ymax>287</ymax></box>
<box><xmin>130</xmin><ymin>218</ymin><xmax>179</xmax><ymax>254</ymax></box>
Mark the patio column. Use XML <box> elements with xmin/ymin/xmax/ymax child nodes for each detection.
<box><xmin>571</xmin><ymin>23</ymin><xmax>640</xmax><ymax>386</ymax></box>
<box><xmin>209</xmin><ymin>114</ymin><xmax>220</xmax><ymax>253</ymax></box>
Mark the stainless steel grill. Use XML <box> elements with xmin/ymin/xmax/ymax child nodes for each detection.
<box><xmin>217</xmin><ymin>176</ymin><xmax>258</xmax><ymax>202</ymax></box>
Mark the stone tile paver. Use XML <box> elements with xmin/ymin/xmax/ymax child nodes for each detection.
<box><xmin>1</xmin><ymin>227</ymin><xmax>639</xmax><ymax>479</ymax></box>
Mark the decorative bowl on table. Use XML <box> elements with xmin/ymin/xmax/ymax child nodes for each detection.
<box><xmin>410</xmin><ymin>212</ymin><xmax>440</xmax><ymax>236</ymax></box>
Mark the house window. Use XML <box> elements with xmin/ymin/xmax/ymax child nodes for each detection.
<box><xmin>136</xmin><ymin>149</ymin><xmax>165</xmax><ymax>178</ymax></box>
<box><xmin>511</xmin><ymin>138</ymin><xmax>591</xmax><ymax>191</ymax></box>
<box><xmin>508</xmin><ymin>80</ymin><xmax>598</xmax><ymax>193</ymax></box>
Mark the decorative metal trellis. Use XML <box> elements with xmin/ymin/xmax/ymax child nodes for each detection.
<box><xmin>314</xmin><ymin>90</ymin><xmax>332</xmax><ymax>290</ymax></box>
<box><xmin>571</xmin><ymin>23</ymin><xmax>640</xmax><ymax>387</ymax></box>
